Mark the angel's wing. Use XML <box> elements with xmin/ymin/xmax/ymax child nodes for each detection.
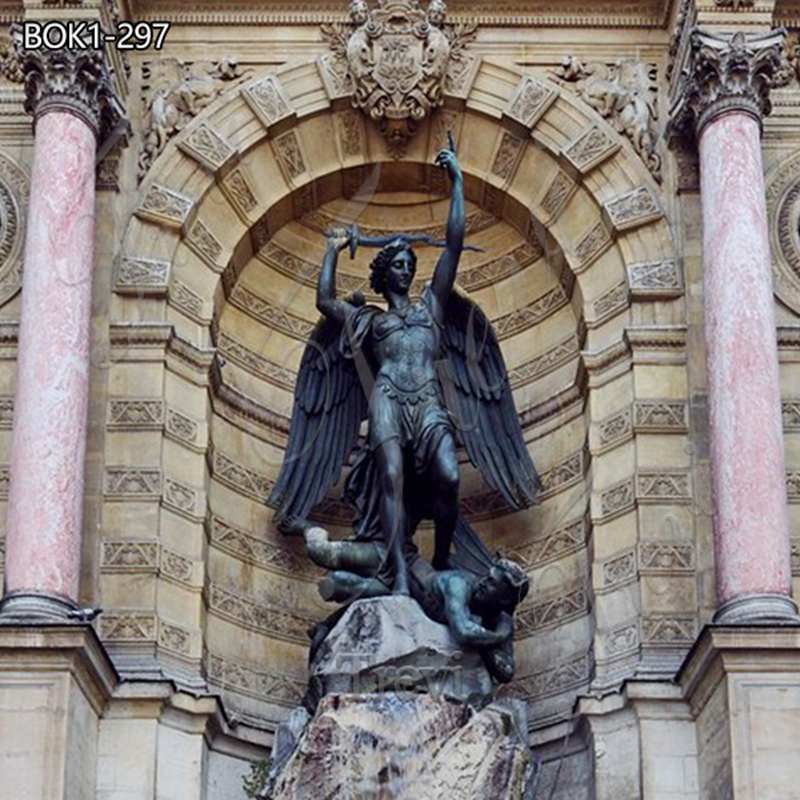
<box><xmin>441</xmin><ymin>290</ymin><xmax>541</xmax><ymax>509</ymax></box>
<box><xmin>268</xmin><ymin>311</ymin><xmax>370</xmax><ymax>524</ymax></box>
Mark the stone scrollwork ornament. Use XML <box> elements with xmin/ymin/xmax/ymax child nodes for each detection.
<box><xmin>556</xmin><ymin>56</ymin><xmax>662</xmax><ymax>182</ymax></box>
<box><xmin>667</xmin><ymin>28</ymin><xmax>786</xmax><ymax>144</ymax></box>
<box><xmin>322</xmin><ymin>0</ymin><xmax>476</xmax><ymax>157</ymax></box>
<box><xmin>9</xmin><ymin>23</ymin><xmax>125</xmax><ymax>146</ymax></box>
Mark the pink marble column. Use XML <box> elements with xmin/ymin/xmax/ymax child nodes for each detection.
<box><xmin>0</xmin><ymin>36</ymin><xmax>124</xmax><ymax>620</ymax></box>
<box><xmin>699</xmin><ymin>112</ymin><xmax>797</xmax><ymax>623</ymax></box>
<box><xmin>2</xmin><ymin>112</ymin><xmax>96</xmax><ymax>617</ymax></box>
<box><xmin>669</xmin><ymin>28</ymin><xmax>798</xmax><ymax>623</ymax></box>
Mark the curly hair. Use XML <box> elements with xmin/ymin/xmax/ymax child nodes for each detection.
<box><xmin>369</xmin><ymin>241</ymin><xmax>417</xmax><ymax>295</ymax></box>
<box><xmin>495</xmin><ymin>558</ymin><xmax>530</xmax><ymax>605</ymax></box>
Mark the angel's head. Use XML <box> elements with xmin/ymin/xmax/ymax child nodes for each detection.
<box><xmin>369</xmin><ymin>240</ymin><xmax>417</xmax><ymax>298</ymax></box>
<box><xmin>472</xmin><ymin>558</ymin><xmax>529</xmax><ymax>613</ymax></box>
<box><xmin>350</xmin><ymin>0</ymin><xmax>369</xmax><ymax>25</ymax></box>
<box><xmin>428</xmin><ymin>0</ymin><xmax>447</xmax><ymax>26</ymax></box>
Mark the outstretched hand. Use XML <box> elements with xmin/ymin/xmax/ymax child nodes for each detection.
<box><xmin>325</xmin><ymin>226</ymin><xmax>351</xmax><ymax>252</ymax></box>
<box><xmin>435</xmin><ymin>135</ymin><xmax>462</xmax><ymax>181</ymax></box>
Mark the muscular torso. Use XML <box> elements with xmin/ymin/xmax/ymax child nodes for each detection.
<box><xmin>371</xmin><ymin>297</ymin><xmax>442</xmax><ymax>393</ymax></box>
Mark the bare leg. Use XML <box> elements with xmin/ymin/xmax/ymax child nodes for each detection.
<box><xmin>304</xmin><ymin>527</ymin><xmax>384</xmax><ymax>576</ymax></box>
<box><xmin>374</xmin><ymin>439</ymin><xmax>410</xmax><ymax>595</ymax></box>
<box><xmin>318</xmin><ymin>571</ymin><xmax>391</xmax><ymax>603</ymax></box>
<box><xmin>430</xmin><ymin>433</ymin><xmax>459</xmax><ymax>570</ymax></box>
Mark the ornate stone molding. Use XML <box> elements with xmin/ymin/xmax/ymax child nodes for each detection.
<box><xmin>10</xmin><ymin>24</ymin><xmax>125</xmax><ymax>143</ymax></box>
<box><xmin>557</xmin><ymin>56</ymin><xmax>662</xmax><ymax>182</ymax></box>
<box><xmin>320</xmin><ymin>0</ymin><xmax>477</xmax><ymax>156</ymax></box>
<box><xmin>668</xmin><ymin>28</ymin><xmax>786</xmax><ymax>143</ymax></box>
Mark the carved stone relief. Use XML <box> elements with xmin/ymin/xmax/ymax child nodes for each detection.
<box><xmin>0</xmin><ymin>153</ymin><xmax>28</xmax><ymax>308</ymax></box>
<box><xmin>139</xmin><ymin>57</ymin><xmax>247</xmax><ymax>181</ymax></box>
<box><xmin>556</xmin><ymin>57</ymin><xmax>662</xmax><ymax>181</ymax></box>
<box><xmin>766</xmin><ymin>150</ymin><xmax>800</xmax><ymax>315</ymax></box>
<box><xmin>320</xmin><ymin>0</ymin><xmax>477</xmax><ymax>156</ymax></box>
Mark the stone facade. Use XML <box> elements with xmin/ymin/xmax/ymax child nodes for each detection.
<box><xmin>0</xmin><ymin>1</ymin><xmax>799</xmax><ymax>798</ymax></box>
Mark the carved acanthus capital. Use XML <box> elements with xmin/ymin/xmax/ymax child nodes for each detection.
<box><xmin>668</xmin><ymin>27</ymin><xmax>786</xmax><ymax>144</ymax></box>
<box><xmin>10</xmin><ymin>23</ymin><xmax>126</xmax><ymax>145</ymax></box>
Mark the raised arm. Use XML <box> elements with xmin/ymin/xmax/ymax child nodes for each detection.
<box><xmin>317</xmin><ymin>228</ymin><xmax>357</xmax><ymax>325</ymax></box>
<box><xmin>430</xmin><ymin>142</ymin><xmax>465</xmax><ymax>309</ymax></box>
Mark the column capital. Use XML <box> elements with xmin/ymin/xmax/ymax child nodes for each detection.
<box><xmin>9</xmin><ymin>23</ymin><xmax>126</xmax><ymax>145</ymax></box>
<box><xmin>667</xmin><ymin>27</ymin><xmax>787</xmax><ymax>145</ymax></box>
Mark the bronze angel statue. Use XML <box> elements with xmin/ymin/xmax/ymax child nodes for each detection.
<box><xmin>269</xmin><ymin>135</ymin><xmax>540</xmax><ymax>609</ymax></box>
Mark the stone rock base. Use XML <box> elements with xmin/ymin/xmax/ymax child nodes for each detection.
<box><xmin>268</xmin><ymin>693</ymin><xmax>537</xmax><ymax>799</ymax></box>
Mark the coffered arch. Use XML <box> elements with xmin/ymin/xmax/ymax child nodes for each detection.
<box><xmin>104</xmin><ymin>55</ymin><xmax>683</xmax><ymax>733</ymax></box>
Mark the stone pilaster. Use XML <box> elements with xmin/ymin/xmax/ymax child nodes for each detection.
<box><xmin>668</xmin><ymin>28</ymin><xmax>798</xmax><ymax>624</ymax></box>
<box><xmin>0</xmin><ymin>32</ymin><xmax>126</xmax><ymax>621</ymax></box>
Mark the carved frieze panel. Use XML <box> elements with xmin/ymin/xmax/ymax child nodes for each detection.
<box><xmin>163</xmin><ymin>478</ymin><xmax>201</xmax><ymax>520</ymax></box>
<box><xmin>457</xmin><ymin>241</ymin><xmax>542</xmax><ymax>292</ymax></box>
<box><xmin>627</xmin><ymin>259</ymin><xmax>683</xmax><ymax>298</ymax></box>
<box><xmin>599</xmin><ymin>478</ymin><xmax>636</xmax><ymax>521</ymax></box>
<box><xmin>206</xmin><ymin>582</ymin><xmax>316</xmax><ymax>645</ymax></box>
<box><xmin>492</xmin><ymin>286</ymin><xmax>569</xmax><ymax>340</ymax></box>
<box><xmin>641</xmin><ymin>615</ymin><xmax>696</xmax><ymax>647</ymax></box>
<box><xmin>596</xmin><ymin>408</ymin><xmax>633</xmax><ymax>451</ymax></box>
<box><xmin>138</xmin><ymin>57</ymin><xmax>246</xmax><ymax>181</ymax></box>
<box><xmin>592</xmin><ymin>282</ymin><xmax>629</xmax><ymax>325</ymax></box>
<box><xmin>185</xmin><ymin>219</ymin><xmax>223</xmax><ymax>271</ymax></box>
<box><xmin>158</xmin><ymin>621</ymin><xmax>193</xmax><ymax>657</ymax></box>
<box><xmin>601</xmin><ymin>622</ymin><xmax>640</xmax><ymax>661</ymax></box>
<box><xmin>490</xmin><ymin>131</ymin><xmax>526</xmax><ymax>183</ymax></box>
<box><xmin>516</xmin><ymin>584</ymin><xmax>589</xmax><ymax>638</ymax></box>
<box><xmin>241</xmin><ymin>74</ymin><xmax>293</xmax><ymax>130</ymax></box>
<box><xmin>0</xmin><ymin>396</ymin><xmax>13</xmax><ymax>428</ymax></box>
<box><xmin>557</xmin><ymin>57</ymin><xmax>661</xmax><ymax>182</ymax></box>
<box><xmin>114</xmin><ymin>257</ymin><xmax>170</xmax><ymax>296</ymax></box>
<box><xmin>228</xmin><ymin>284</ymin><xmax>315</xmax><ymax>340</ymax></box>
<box><xmin>574</xmin><ymin>220</ymin><xmax>613</xmax><ymax>272</ymax></box>
<box><xmin>600</xmin><ymin>549</ymin><xmax>638</xmax><ymax>591</ymax></box>
<box><xmin>136</xmin><ymin>183</ymin><xmax>193</xmax><ymax>228</ymax></box>
<box><xmin>178</xmin><ymin>122</ymin><xmax>235</xmax><ymax>173</ymax></box>
<box><xmin>221</xmin><ymin>168</ymin><xmax>259</xmax><ymax>221</ymax></box>
<box><xmin>636</xmin><ymin>471</ymin><xmax>692</xmax><ymax>503</ymax></box>
<box><xmin>100</xmin><ymin>612</ymin><xmax>158</xmax><ymax>642</ymax></box>
<box><xmin>104</xmin><ymin>468</ymin><xmax>162</xmax><ymax>499</ymax></box>
<box><xmin>786</xmin><ymin>472</ymin><xmax>800</xmax><ymax>502</ymax></box>
<box><xmin>505</xmin><ymin>75</ymin><xmax>558</xmax><ymax>129</ymax></box>
<box><xmin>603</xmin><ymin>187</ymin><xmax>663</xmax><ymax>233</ymax></box>
<box><xmin>211</xmin><ymin>448</ymin><xmax>273</xmax><ymax>501</ymax></box>
<box><xmin>273</xmin><ymin>130</ymin><xmax>308</xmax><ymax>183</ymax></box>
<box><xmin>160</xmin><ymin>547</ymin><xmax>195</xmax><ymax>587</ymax></box>
<box><xmin>169</xmin><ymin>280</ymin><xmax>206</xmax><ymax>322</ymax></box>
<box><xmin>507</xmin><ymin>334</ymin><xmax>581</xmax><ymax>388</ymax></box>
<box><xmin>209</xmin><ymin>514</ymin><xmax>320</xmax><ymax>580</ymax></box>
<box><xmin>540</xmin><ymin>170</ymin><xmax>577</xmax><ymax>223</ymax></box>
<box><xmin>335</xmin><ymin>110</ymin><xmax>363</xmax><ymax>159</ymax></box>
<box><xmin>165</xmin><ymin>408</ymin><xmax>200</xmax><ymax>447</ymax></box>
<box><xmin>783</xmin><ymin>400</ymin><xmax>800</xmax><ymax>431</ymax></box>
<box><xmin>639</xmin><ymin>542</ymin><xmax>695</xmax><ymax>575</ymax></box>
<box><xmin>502</xmin><ymin>652</ymin><xmax>592</xmax><ymax>703</ymax></box>
<box><xmin>217</xmin><ymin>332</ymin><xmax>296</xmax><ymax>391</ymax></box>
<box><xmin>538</xmin><ymin>447</ymin><xmax>589</xmax><ymax>500</ymax></box>
<box><xmin>0</xmin><ymin>153</ymin><xmax>28</xmax><ymax>309</ymax></box>
<box><xmin>561</xmin><ymin>126</ymin><xmax>619</xmax><ymax>176</ymax></box>
<box><xmin>101</xmin><ymin>541</ymin><xmax>159</xmax><ymax>572</ymax></box>
<box><xmin>205</xmin><ymin>652</ymin><xmax>305</xmax><ymax>706</ymax></box>
<box><xmin>634</xmin><ymin>400</ymin><xmax>688</xmax><ymax>432</ymax></box>
<box><xmin>508</xmin><ymin>515</ymin><xmax>589</xmax><ymax>570</ymax></box>
<box><xmin>107</xmin><ymin>399</ymin><xmax>164</xmax><ymax>429</ymax></box>
<box><xmin>792</xmin><ymin>539</ymin><xmax>800</xmax><ymax>575</ymax></box>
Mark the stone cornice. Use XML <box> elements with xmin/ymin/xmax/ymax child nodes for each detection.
<box><xmin>9</xmin><ymin>22</ymin><xmax>126</xmax><ymax>144</ymax></box>
<box><xmin>130</xmin><ymin>0</ymin><xmax>672</xmax><ymax>28</ymax></box>
<box><xmin>668</xmin><ymin>27</ymin><xmax>787</xmax><ymax>143</ymax></box>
